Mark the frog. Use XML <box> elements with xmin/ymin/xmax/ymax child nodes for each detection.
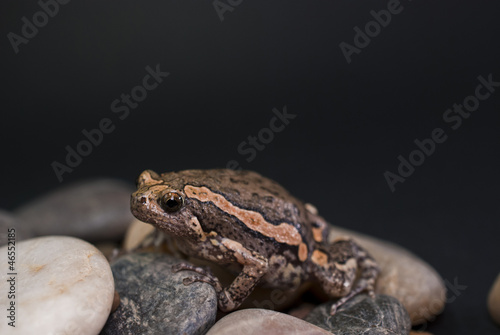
<box><xmin>131</xmin><ymin>169</ymin><xmax>379</xmax><ymax>315</ymax></box>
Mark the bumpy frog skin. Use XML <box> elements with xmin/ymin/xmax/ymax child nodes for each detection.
<box><xmin>131</xmin><ymin>169</ymin><xmax>379</xmax><ymax>314</ymax></box>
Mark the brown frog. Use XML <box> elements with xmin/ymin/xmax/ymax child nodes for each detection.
<box><xmin>131</xmin><ymin>169</ymin><xmax>379</xmax><ymax>314</ymax></box>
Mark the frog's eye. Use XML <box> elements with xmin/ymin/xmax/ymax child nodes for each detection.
<box><xmin>160</xmin><ymin>192</ymin><xmax>184</xmax><ymax>213</ymax></box>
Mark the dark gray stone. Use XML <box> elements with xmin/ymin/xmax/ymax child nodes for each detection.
<box><xmin>305</xmin><ymin>294</ymin><xmax>411</xmax><ymax>335</ymax></box>
<box><xmin>15</xmin><ymin>179</ymin><xmax>134</xmax><ymax>242</ymax></box>
<box><xmin>101</xmin><ymin>253</ymin><xmax>217</xmax><ymax>335</ymax></box>
<box><xmin>0</xmin><ymin>210</ymin><xmax>33</xmax><ymax>246</ymax></box>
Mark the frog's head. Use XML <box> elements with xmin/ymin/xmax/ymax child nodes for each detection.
<box><xmin>131</xmin><ymin>170</ymin><xmax>195</xmax><ymax>238</ymax></box>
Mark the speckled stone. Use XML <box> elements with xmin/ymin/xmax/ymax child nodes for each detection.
<box><xmin>15</xmin><ymin>179</ymin><xmax>134</xmax><ymax>242</ymax></box>
<box><xmin>206</xmin><ymin>309</ymin><xmax>331</xmax><ymax>335</ymax></box>
<box><xmin>328</xmin><ymin>225</ymin><xmax>446</xmax><ymax>325</ymax></box>
<box><xmin>0</xmin><ymin>210</ymin><xmax>33</xmax><ymax>246</ymax></box>
<box><xmin>0</xmin><ymin>236</ymin><xmax>115</xmax><ymax>334</ymax></box>
<box><xmin>101</xmin><ymin>253</ymin><xmax>217</xmax><ymax>335</ymax></box>
<box><xmin>305</xmin><ymin>294</ymin><xmax>411</xmax><ymax>334</ymax></box>
<box><xmin>488</xmin><ymin>273</ymin><xmax>500</xmax><ymax>325</ymax></box>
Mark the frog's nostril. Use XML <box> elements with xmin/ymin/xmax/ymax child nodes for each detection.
<box><xmin>140</xmin><ymin>197</ymin><xmax>147</xmax><ymax>204</ymax></box>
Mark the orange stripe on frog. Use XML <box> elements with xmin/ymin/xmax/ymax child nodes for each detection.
<box><xmin>184</xmin><ymin>185</ymin><xmax>308</xmax><ymax>261</ymax></box>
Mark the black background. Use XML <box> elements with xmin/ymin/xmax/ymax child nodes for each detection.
<box><xmin>2</xmin><ymin>1</ymin><xmax>500</xmax><ymax>333</ymax></box>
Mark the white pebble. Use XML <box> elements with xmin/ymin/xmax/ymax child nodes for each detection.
<box><xmin>0</xmin><ymin>236</ymin><xmax>114</xmax><ymax>334</ymax></box>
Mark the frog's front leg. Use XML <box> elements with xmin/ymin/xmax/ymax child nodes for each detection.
<box><xmin>173</xmin><ymin>234</ymin><xmax>268</xmax><ymax>312</ymax></box>
<box><xmin>312</xmin><ymin>237</ymin><xmax>379</xmax><ymax>315</ymax></box>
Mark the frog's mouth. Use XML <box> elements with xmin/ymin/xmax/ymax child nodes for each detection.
<box><xmin>130</xmin><ymin>190</ymin><xmax>164</xmax><ymax>226</ymax></box>
<box><xmin>130</xmin><ymin>189</ymin><xmax>191</xmax><ymax>238</ymax></box>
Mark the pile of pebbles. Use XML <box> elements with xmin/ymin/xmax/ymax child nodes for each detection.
<box><xmin>0</xmin><ymin>178</ymin><xmax>495</xmax><ymax>334</ymax></box>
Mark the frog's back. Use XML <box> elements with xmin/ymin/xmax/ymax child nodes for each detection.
<box><xmin>163</xmin><ymin>169</ymin><xmax>307</xmax><ymax>225</ymax></box>
<box><xmin>160</xmin><ymin>169</ymin><xmax>314</xmax><ymax>260</ymax></box>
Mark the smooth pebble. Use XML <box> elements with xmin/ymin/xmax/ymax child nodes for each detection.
<box><xmin>15</xmin><ymin>179</ymin><xmax>134</xmax><ymax>242</ymax></box>
<box><xmin>0</xmin><ymin>236</ymin><xmax>115</xmax><ymax>334</ymax></box>
<box><xmin>122</xmin><ymin>218</ymin><xmax>155</xmax><ymax>251</ymax></box>
<box><xmin>206</xmin><ymin>309</ymin><xmax>331</xmax><ymax>335</ymax></box>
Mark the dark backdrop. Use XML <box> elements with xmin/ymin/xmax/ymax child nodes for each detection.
<box><xmin>1</xmin><ymin>1</ymin><xmax>500</xmax><ymax>333</ymax></box>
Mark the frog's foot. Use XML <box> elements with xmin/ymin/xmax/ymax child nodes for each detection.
<box><xmin>329</xmin><ymin>278</ymin><xmax>376</xmax><ymax>314</ymax></box>
<box><xmin>171</xmin><ymin>238</ymin><xmax>269</xmax><ymax>313</ymax></box>
<box><xmin>318</xmin><ymin>238</ymin><xmax>379</xmax><ymax>315</ymax></box>
<box><xmin>172</xmin><ymin>263</ymin><xmax>223</xmax><ymax>293</ymax></box>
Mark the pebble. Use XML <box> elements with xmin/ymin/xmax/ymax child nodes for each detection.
<box><xmin>305</xmin><ymin>294</ymin><xmax>411</xmax><ymax>334</ymax></box>
<box><xmin>206</xmin><ymin>309</ymin><xmax>331</xmax><ymax>335</ymax></box>
<box><xmin>15</xmin><ymin>179</ymin><xmax>134</xmax><ymax>242</ymax></box>
<box><xmin>328</xmin><ymin>225</ymin><xmax>446</xmax><ymax>325</ymax></box>
<box><xmin>0</xmin><ymin>210</ymin><xmax>33</xmax><ymax>246</ymax></box>
<box><xmin>122</xmin><ymin>218</ymin><xmax>156</xmax><ymax>251</ymax></box>
<box><xmin>121</xmin><ymin>221</ymin><xmax>445</xmax><ymax>325</ymax></box>
<box><xmin>488</xmin><ymin>273</ymin><xmax>500</xmax><ymax>325</ymax></box>
<box><xmin>101</xmin><ymin>253</ymin><xmax>217</xmax><ymax>335</ymax></box>
<box><xmin>0</xmin><ymin>236</ymin><xmax>115</xmax><ymax>334</ymax></box>
<box><xmin>122</xmin><ymin>219</ymin><xmax>182</xmax><ymax>257</ymax></box>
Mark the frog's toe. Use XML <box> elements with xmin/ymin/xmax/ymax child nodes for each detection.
<box><xmin>172</xmin><ymin>262</ymin><xmax>223</xmax><ymax>292</ymax></box>
<box><xmin>181</xmin><ymin>273</ymin><xmax>223</xmax><ymax>292</ymax></box>
<box><xmin>182</xmin><ymin>274</ymin><xmax>211</xmax><ymax>286</ymax></box>
<box><xmin>172</xmin><ymin>262</ymin><xmax>210</xmax><ymax>275</ymax></box>
<box><xmin>367</xmin><ymin>286</ymin><xmax>376</xmax><ymax>299</ymax></box>
<box><xmin>182</xmin><ymin>276</ymin><xmax>197</xmax><ymax>285</ymax></box>
<box><xmin>172</xmin><ymin>262</ymin><xmax>193</xmax><ymax>273</ymax></box>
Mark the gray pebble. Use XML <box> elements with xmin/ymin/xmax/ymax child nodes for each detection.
<box><xmin>101</xmin><ymin>253</ymin><xmax>217</xmax><ymax>335</ymax></box>
<box><xmin>305</xmin><ymin>294</ymin><xmax>411</xmax><ymax>335</ymax></box>
<box><xmin>15</xmin><ymin>179</ymin><xmax>134</xmax><ymax>242</ymax></box>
